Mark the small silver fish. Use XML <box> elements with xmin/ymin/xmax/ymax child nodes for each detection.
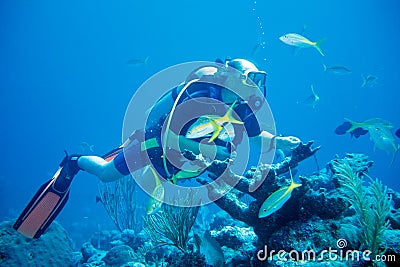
<box><xmin>127</xmin><ymin>56</ymin><xmax>150</xmax><ymax>66</ymax></box>
<box><xmin>303</xmin><ymin>84</ymin><xmax>320</xmax><ymax>109</ymax></box>
<box><xmin>251</xmin><ymin>40</ymin><xmax>266</xmax><ymax>57</ymax></box>
<box><xmin>322</xmin><ymin>64</ymin><xmax>351</xmax><ymax>75</ymax></box>
<box><xmin>361</xmin><ymin>74</ymin><xmax>378</xmax><ymax>87</ymax></box>
<box><xmin>78</xmin><ymin>141</ymin><xmax>94</xmax><ymax>152</ymax></box>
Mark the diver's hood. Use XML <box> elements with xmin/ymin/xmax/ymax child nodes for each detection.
<box><xmin>227</xmin><ymin>58</ymin><xmax>260</xmax><ymax>73</ymax></box>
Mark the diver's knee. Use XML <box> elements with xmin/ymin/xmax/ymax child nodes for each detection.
<box><xmin>78</xmin><ymin>156</ymin><xmax>105</xmax><ymax>172</ymax></box>
<box><xmin>101</xmin><ymin>163</ymin><xmax>125</xmax><ymax>182</ymax></box>
<box><xmin>78</xmin><ymin>156</ymin><xmax>123</xmax><ymax>182</ymax></box>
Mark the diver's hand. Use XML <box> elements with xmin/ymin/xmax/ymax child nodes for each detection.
<box><xmin>172</xmin><ymin>131</ymin><xmax>231</xmax><ymax>161</ymax></box>
<box><xmin>275</xmin><ymin>135</ymin><xmax>301</xmax><ymax>152</ymax></box>
<box><xmin>198</xmin><ymin>142</ymin><xmax>231</xmax><ymax>161</ymax></box>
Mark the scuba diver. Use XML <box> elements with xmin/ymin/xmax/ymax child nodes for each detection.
<box><xmin>14</xmin><ymin>58</ymin><xmax>302</xmax><ymax>238</ymax></box>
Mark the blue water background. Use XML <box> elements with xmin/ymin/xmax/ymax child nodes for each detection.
<box><xmin>1</xmin><ymin>0</ymin><xmax>399</xmax><ymax>245</ymax></box>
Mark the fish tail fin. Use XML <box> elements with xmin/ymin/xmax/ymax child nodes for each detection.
<box><xmin>310</xmin><ymin>85</ymin><xmax>319</xmax><ymax>109</ymax></box>
<box><xmin>314</xmin><ymin>38</ymin><xmax>325</xmax><ymax>56</ymax></box>
<box><xmin>361</xmin><ymin>75</ymin><xmax>367</xmax><ymax>87</ymax></box>
<box><xmin>266</xmin><ymin>135</ymin><xmax>277</xmax><ymax>153</ymax></box>
<box><xmin>322</xmin><ymin>63</ymin><xmax>327</xmax><ymax>72</ymax></box>
<box><xmin>169</xmin><ymin>175</ymin><xmax>178</xmax><ymax>185</ymax></box>
<box><xmin>288</xmin><ymin>167</ymin><xmax>302</xmax><ymax>188</ymax></box>
<box><xmin>293</xmin><ymin>182</ymin><xmax>302</xmax><ymax>189</ymax></box>
<box><xmin>390</xmin><ymin>150</ymin><xmax>397</xmax><ymax>167</ymax></box>
<box><xmin>311</xmin><ymin>84</ymin><xmax>315</xmax><ymax>95</ymax></box>
<box><xmin>150</xmin><ymin>166</ymin><xmax>161</xmax><ymax>186</ymax></box>
<box><xmin>208</xmin><ymin>119</ymin><xmax>223</xmax><ymax>143</ymax></box>
<box><xmin>144</xmin><ymin>56</ymin><xmax>150</xmax><ymax>64</ymax></box>
<box><xmin>390</xmin><ymin>144</ymin><xmax>400</xmax><ymax>167</ymax></box>
<box><xmin>288</xmin><ymin>167</ymin><xmax>294</xmax><ymax>182</ymax></box>
<box><xmin>224</xmin><ymin>102</ymin><xmax>244</xmax><ymax>125</ymax></box>
<box><xmin>344</xmin><ymin>117</ymin><xmax>364</xmax><ymax>133</ymax></box>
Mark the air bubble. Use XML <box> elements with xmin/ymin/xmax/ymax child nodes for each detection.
<box><xmin>250</xmin><ymin>0</ymin><xmax>267</xmax><ymax>61</ymax></box>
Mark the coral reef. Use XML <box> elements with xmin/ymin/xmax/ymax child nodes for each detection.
<box><xmin>0</xmin><ymin>220</ymin><xmax>75</xmax><ymax>266</ymax></box>
<box><xmin>164</xmin><ymin>251</ymin><xmax>206</xmax><ymax>267</ymax></box>
<box><xmin>211</xmin><ymin>225</ymin><xmax>257</xmax><ymax>250</ymax></box>
<box><xmin>198</xmin><ymin>152</ymin><xmax>400</xmax><ymax>266</ymax></box>
<box><xmin>102</xmin><ymin>245</ymin><xmax>135</xmax><ymax>266</ymax></box>
<box><xmin>197</xmin><ymin>141</ymin><xmax>324</xmax><ymax>243</ymax></box>
<box><xmin>143</xmin><ymin>194</ymin><xmax>200</xmax><ymax>253</ymax></box>
<box><xmin>5</xmin><ymin>151</ymin><xmax>400</xmax><ymax>267</ymax></box>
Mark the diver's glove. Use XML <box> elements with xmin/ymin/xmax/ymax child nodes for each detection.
<box><xmin>275</xmin><ymin>135</ymin><xmax>301</xmax><ymax>152</ymax></box>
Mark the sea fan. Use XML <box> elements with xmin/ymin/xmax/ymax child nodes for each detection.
<box><xmin>334</xmin><ymin>161</ymin><xmax>392</xmax><ymax>259</ymax></box>
<box><xmin>143</xmin><ymin>192</ymin><xmax>200</xmax><ymax>253</ymax></box>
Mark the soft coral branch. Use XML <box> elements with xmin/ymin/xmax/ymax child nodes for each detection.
<box><xmin>197</xmin><ymin>141</ymin><xmax>320</xmax><ymax>227</ymax></box>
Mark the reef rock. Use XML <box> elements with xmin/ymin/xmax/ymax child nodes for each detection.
<box><xmin>101</xmin><ymin>245</ymin><xmax>135</xmax><ymax>266</ymax></box>
<box><xmin>211</xmin><ymin>225</ymin><xmax>257</xmax><ymax>250</ymax></box>
<box><xmin>0</xmin><ymin>220</ymin><xmax>74</xmax><ymax>266</ymax></box>
<box><xmin>90</xmin><ymin>229</ymin><xmax>121</xmax><ymax>251</ymax></box>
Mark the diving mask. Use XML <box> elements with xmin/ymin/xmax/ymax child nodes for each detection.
<box><xmin>241</xmin><ymin>69</ymin><xmax>267</xmax><ymax>96</ymax></box>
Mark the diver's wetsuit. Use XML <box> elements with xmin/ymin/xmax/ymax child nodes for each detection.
<box><xmin>113</xmin><ymin>75</ymin><xmax>262</xmax><ymax>179</ymax></box>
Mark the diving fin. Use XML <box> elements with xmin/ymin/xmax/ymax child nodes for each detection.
<box><xmin>13</xmin><ymin>154</ymin><xmax>80</xmax><ymax>238</ymax></box>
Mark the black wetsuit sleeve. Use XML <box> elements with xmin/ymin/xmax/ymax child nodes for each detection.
<box><xmin>234</xmin><ymin>103</ymin><xmax>261</xmax><ymax>137</ymax></box>
<box><xmin>244</xmin><ymin>113</ymin><xmax>261</xmax><ymax>137</ymax></box>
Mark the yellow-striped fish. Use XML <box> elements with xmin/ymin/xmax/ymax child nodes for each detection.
<box><xmin>345</xmin><ymin>118</ymin><xmax>399</xmax><ymax>164</ymax></box>
<box><xmin>344</xmin><ymin>118</ymin><xmax>394</xmax><ymax>134</ymax></box>
<box><xmin>186</xmin><ymin>101</ymin><xmax>243</xmax><ymax>143</ymax></box>
<box><xmin>279</xmin><ymin>33</ymin><xmax>324</xmax><ymax>56</ymax></box>
<box><xmin>145</xmin><ymin>166</ymin><xmax>165</xmax><ymax>215</ymax></box>
<box><xmin>258</xmin><ymin>168</ymin><xmax>302</xmax><ymax>218</ymax></box>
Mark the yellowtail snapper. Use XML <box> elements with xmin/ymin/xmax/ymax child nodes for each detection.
<box><xmin>186</xmin><ymin>101</ymin><xmax>243</xmax><ymax>143</ymax></box>
<box><xmin>345</xmin><ymin>118</ymin><xmax>399</xmax><ymax>165</ymax></box>
<box><xmin>279</xmin><ymin>33</ymin><xmax>325</xmax><ymax>56</ymax></box>
<box><xmin>258</xmin><ymin>168</ymin><xmax>302</xmax><ymax>218</ymax></box>
<box><xmin>344</xmin><ymin>118</ymin><xmax>394</xmax><ymax>133</ymax></box>
<box><xmin>144</xmin><ymin>166</ymin><xmax>165</xmax><ymax>215</ymax></box>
